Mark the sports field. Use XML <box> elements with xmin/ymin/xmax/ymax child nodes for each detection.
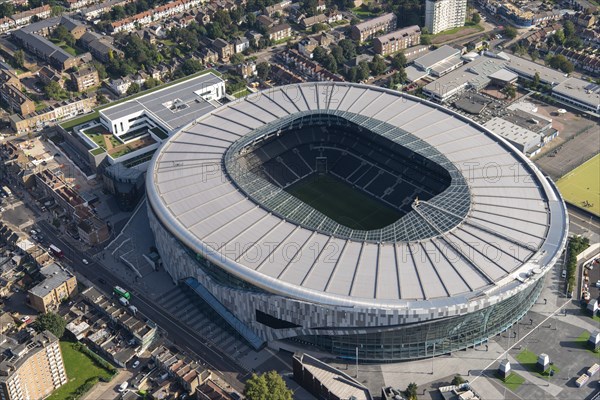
<box><xmin>287</xmin><ymin>174</ymin><xmax>402</xmax><ymax>230</ymax></box>
<box><xmin>557</xmin><ymin>154</ymin><xmax>600</xmax><ymax>216</ymax></box>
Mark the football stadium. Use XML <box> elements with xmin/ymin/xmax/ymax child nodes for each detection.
<box><xmin>146</xmin><ymin>82</ymin><xmax>568</xmax><ymax>362</ymax></box>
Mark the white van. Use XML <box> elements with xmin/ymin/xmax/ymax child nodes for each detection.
<box><xmin>118</xmin><ymin>381</ymin><xmax>129</xmax><ymax>392</ymax></box>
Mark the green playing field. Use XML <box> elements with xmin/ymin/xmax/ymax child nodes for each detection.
<box><xmin>286</xmin><ymin>174</ymin><xmax>402</xmax><ymax>230</ymax></box>
<box><xmin>557</xmin><ymin>154</ymin><xmax>600</xmax><ymax>217</ymax></box>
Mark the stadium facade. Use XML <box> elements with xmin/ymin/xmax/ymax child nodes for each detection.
<box><xmin>146</xmin><ymin>82</ymin><xmax>568</xmax><ymax>362</ymax></box>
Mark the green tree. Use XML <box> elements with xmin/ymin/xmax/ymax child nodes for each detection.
<box><xmin>452</xmin><ymin>375</ymin><xmax>466</xmax><ymax>385</ymax></box>
<box><xmin>503</xmin><ymin>26</ymin><xmax>518</xmax><ymax>39</ymax></box>
<box><xmin>13</xmin><ymin>50</ymin><xmax>25</xmax><ymax>68</ymax></box>
<box><xmin>312</xmin><ymin>23</ymin><xmax>327</xmax><ymax>33</ymax></box>
<box><xmin>405</xmin><ymin>382</ymin><xmax>418</xmax><ymax>400</ymax></box>
<box><xmin>369</xmin><ymin>55</ymin><xmax>386</xmax><ymax>76</ymax></box>
<box><xmin>256</xmin><ymin>62</ymin><xmax>270</xmax><ymax>80</ymax></box>
<box><xmin>532</xmin><ymin>71</ymin><xmax>540</xmax><ymax>88</ymax></box>
<box><xmin>531</xmin><ymin>49</ymin><xmax>540</xmax><ymax>62</ymax></box>
<box><xmin>421</xmin><ymin>35</ymin><xmax>432</xmax><ymax>45</ymax></box>
<box><xmin>143</xmin><ymin>77</ymin><xmax>160</xmax><ymax>89</ymax></box>
<box><xmin>339</xmin><ymin>39</ymin><xmax>356</xmax><ymax>60</ymax></box>
<box><xmin>553</xmin><ymin>29</ymin><xmax>565</xmax><ymax>45</ymax></box>
<box><xmin>0</xmin><ymin>2</ymin><xmax>15</xmax><ymax>18</ymax></box>
<box><xmin>244</xmin><ymin>371</ymin><xmax>293</xmax><ymax>400</ymax></box>
<box><xmin>126</xmin><ymin>82</ymin><xmax>140</xmax><ymax>95</ymax></box>
<box><xmin>358</xmin><ymin>60</ymin><xmax>370</xmax><ymax>81</ymax></box>
<box><xmin>391</xmin><ymin>51</ymin><xmax>406</xmax><ymax>70</ymax></box>
<box><xmin>33</xmin><ymin>313</ymin><xmax>67</xmax><ymax>339</ymax></box>
<box><xmin>44</xmin><ymin>81</ymin><xmax>67</xmax><ymax>100</ymax></box>
<box><xmin>472</xmin><ymin>13</ymin><xmax>481</xmax><ymax>24</ymax></box>
<box><xmin>503</xmin><ymin>84</ymin><xmax>516</xmax><ymax>99</ymax></box>
<box><xmin>97</xmin><ymin>93</ymin><xmax>109</xmax><ymax>105</ymax></box>
<box><xmin>230</xmin><ymin>53</ymin><xmax>245</xmax><ymax>65</ymax></box>
<box><xmin>563</xmin><ymin>20</ymin><xmax>575</xmax><ymax>39</ymax></box>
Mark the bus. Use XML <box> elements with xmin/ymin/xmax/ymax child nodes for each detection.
<box><xmin>49</xmin><ymin>244</ymin><xmax>63</xmax><ymax>258</ymax></box>
<box><xmin>113</xmin><ymin>286</ymin><xmax>131</xmax><ymax>300</ymax></box>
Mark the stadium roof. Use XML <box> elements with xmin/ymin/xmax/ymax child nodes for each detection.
<box><xmin>100</xmin><ymin>72</ymin><xmax>223</xmax><ymax>132</ymax></box>
<box><xmin>147</xmin><ymin>83</ymin><xmax>567</xmax><ymax>309</ymax></box>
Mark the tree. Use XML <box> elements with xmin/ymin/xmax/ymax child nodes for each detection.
<box><xmin>338</xmin><ymin>39</ymin><xmax>356</xmax><ymax>60</ymax></box>
<box><xmin>421</xmin><ymin>35</ymin><xmax>432</xmax><ymax>45</ymax></box>
<box><xmin>13</xmin><ymin>50</ymin><xmax>25</xmax><ymax>68</ymax></box>
<box><xmin>230</xmin><ymin>53</ymin><xmax>245</xmax><ymax>65</ymax></box>
<box><xmin>369</xmin><ymin>55</ymin><xmax>386</xmax><ymax>76</ymax></box>
<box><xmin>405</xmin><ymin>383</ymin><xmax>418</xmax><ymax>400</ymax></box>
<box><xmin>563</xmin><ymin>20</ymin><xmax>575</xmax><ymax>39</ymax></box>
<box><xmin>564</xmin><ymin>36</ymin><xmax>582</xmax><ymax>49</ymax></box>
<box><xmin>472</xmin><ymin>13</ymin><xmax>481</xmax><ymax>24</ymax></box>
<box><xmin>143</xmin><ymin>77</ymin><xmax>160</xmax><ymax>89</ymax></box>
<box><xmin>358</xmin><ymin>60</ymin><xmax>370</xmax><ymax>81</ymax></box>
<box><xmin>452</xmin><ymin>375</ymin><xmax>466</xmax><ymax>386</ymax></box>
<box><xmin>391</xmin><ymin>52</ymin><xmax>407</xmax><ymax>70</ymax></box>
<box><xmin>531</xmin><ymin>49</ymin><xmax>540</xmax><ymax>62</ymax></box>
<box><xmin>44</xmin><ymin>81</ymin><xmax>67</xmax><ymax>100</ymax></box>
<box><xmin>126</xmin><ymin>82</ymin><xmax>140</xmax><ymax>95</ymax></box>
<box><xmin>553</xmin><ymin>29</ymin><xmax>565</xmax><ymax>45</ymax></box>
<box><xmin>503</xmin><ymin>84</ymin><xmax>516</xmax><ymax>99</ymax></box>
<box><xmin>97</xmin><ymin>93</ymin><xmax>109</xmax><ymax>104</ymax></box>
<box><xmin>323</xmin><ymin>54</ymin><xmax>337</xmax><ymax>73</ymax></box>
<box><xmin>244</xmin><ymin>371</ymin><xmax>293</xmax><ymax>400</ymax></box>
<box><xmin>33</xmin><ymin>313</ymin><xmax>66</xmax><ymax>339</ymax></box>
<box><xmin>533</xmin><ymin>71</ymin><xmax>540</xmax><ymax>88</ymax></box>
<box><xmin>256</xmin><ymin>62</ymin><xmax>270</xmax><ymax>80</ymax></box>
<box><xmin>503</xmin><ymin>26</ymin><xmax>518</xmax><ymax>39</ymax></box>
<box><xmin>0</xmin><ymin>2</ymin><xmax>15</xmax><ymax>18</ymax></box>
<box><xmin>312</xmin><ymin>23</ymin><xmax>327</xmax><ymax>33</ymax></box>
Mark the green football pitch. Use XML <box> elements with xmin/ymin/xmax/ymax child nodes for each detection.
<box><xmin>557</xmin><ymin>154</ymin><xmax>600</xmax><ymax>216</ymax></box>
<box><xmin>287</xmin><ymin>174</ymin><xmax>403</xmax><ymax>230</ymax></box>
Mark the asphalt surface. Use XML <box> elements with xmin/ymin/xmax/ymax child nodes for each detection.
<box><xmin>35</xmin><ymin>219</ymin><xmax>248</xmax><ymax>393</ymax></box>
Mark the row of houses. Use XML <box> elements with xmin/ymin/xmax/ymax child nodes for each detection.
<box><xmin>547</xmin><ymin>45</ymin><xmax>600</xmax><ymax>75</ymax></box>
<box><xmin>110</xmin><ymin>0</ymin><xmax>204</xmax><ymax>33</ymax></box>
<box><xmin>283</xmin><ymin>50</ymin><xmax>344</xmax><ymax>82</ymax></box>
<box><xmin>0</xmin><ymin>5</ymin><xmax>51</xmax><ymax>33</ymax></box>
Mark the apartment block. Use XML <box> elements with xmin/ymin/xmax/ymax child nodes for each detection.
<box><xmin>350</xmin><ymin>13</ymin><xmax>396</xmax><ymax>42</ymax></box>
<box><xmin>425</xmin><ymin>0</ymin><xmax>467</xmax><ymax>34</ymax></box>
<box><xmin>71</xmin><ymin>66</ymin><xmax>100</xmax><ymax>92</ymax></box>
<box><xmin>28</xmin><ymin>263</ymin><xmax>77</xmax><ymax>314</ymax></box>
<box><xmin>373</xmin><ymin>25</ymin><xmax>421</xmax><ymax>56</ymax></box>
<box><xmin>0</xmin><ymin>331</ymin><xmax>67</xmax><ymax>400</ymax></box>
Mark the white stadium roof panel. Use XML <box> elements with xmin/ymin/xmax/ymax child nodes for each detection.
<box><xmin>147</xmin><ymin>82</ymin><xmax>567</xmax><ymax>309</ymax></box>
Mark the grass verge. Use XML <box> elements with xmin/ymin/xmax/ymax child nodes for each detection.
<box><xmin>496</xmin><ymin>372</ymin><xmax>526</xmax><ymax>391</ymax></box>
<box><xmin>515</xmin><ymin>349</ymin><xmax>560</xmax><ymax>379</ymax></box>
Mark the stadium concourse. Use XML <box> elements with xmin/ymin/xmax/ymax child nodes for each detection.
<box><xmin>146</xmin><ymin>82</ymin><xmax>569</xmax><ymax>362</ymax></box>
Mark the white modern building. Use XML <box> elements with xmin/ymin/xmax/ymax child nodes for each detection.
<box><xmin>425</xmin><ymin>0</ymin><xmax>467</xmax><ymax>34</ymax></box>
<box><xmin>551</xmin><ymin>78</ymin><xmax>600</xmax><ymax>114</ymax></box>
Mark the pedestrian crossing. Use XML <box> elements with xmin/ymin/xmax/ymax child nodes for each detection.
<box><xmin>157</xmin><ymin>287</ymin><xmax>255</xmax><ymax>370</ymax></box>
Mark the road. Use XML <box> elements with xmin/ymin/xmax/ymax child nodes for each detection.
<box><xmin>35</xmin><ymin>219</ymin><xmax>248</xmax><ymax>393</ymax></box>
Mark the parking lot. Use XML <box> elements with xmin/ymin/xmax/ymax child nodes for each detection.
<box><xmin>530</xmin><ymin>101</ymin><xmax>599</xmax><ymax>180</ymax></box>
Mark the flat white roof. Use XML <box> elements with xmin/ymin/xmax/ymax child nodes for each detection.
<box><xmin>414</xmin><ymin>45</ymin><xmax>461</xmax><ymax>70</ymax></box>
<box><xmin>483</xmin><ymin>117</ymin><xmax>541</xmax><ymax>148</ymax></box>
<box><xmin>552</xmin><ymin>78</ymin><xmax>600</xmax><ymax>109</ymax></box>
<box><xmin>100</xmin><ymin>72</ymin><xmax>224</xmax><ymax>131</ymax></box>
<box><xmin>506</xmin><ymin>56</ymin><xmax>568</xmax><ymax>85</ymax></box>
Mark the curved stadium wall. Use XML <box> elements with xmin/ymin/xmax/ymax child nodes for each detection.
<box><xmin>146</xmin><ymin>83</ymin><xmax>568</xmax><ymax>362</ymax></box>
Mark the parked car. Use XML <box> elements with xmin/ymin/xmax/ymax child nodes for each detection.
<box><xmin>118</xmin><ymin>382</ymin><xmax>129</xmax><ymax>392</ymax></box>
<box><xmin>595</xmin><ymin>280</ymin><xmax>600</xmax><ymax>288</ymax></box>
<box><xmin>82</xmin><ymin>259</ymin><xmax>89</xmax><ymax>265</ymax></box>
<box><xmin>561</xmin><ymin>270</ymin><xmax>567</xmax><ymax>278</ymax></box>
<box><xmin>20</xmin><ymin>316</ymin><xmax>30</xmax><ymax>323</ymax></box>
<box><xmin>132</xmin><ymin>360</ymin><xmax>140</xmax><ymax>369</ymax></box>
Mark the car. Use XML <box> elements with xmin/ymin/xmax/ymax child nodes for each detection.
<box><xmin>20</xmin><ymin>316</ymin><xmax>30</xmax><ymax>323</ymax></box>
<box><xmin>98</xmin><ymin>278</ymin><xmax>107</xmax><ymax>285</ymax></box>
<box><xmin>82</xmin><ymin>259</ymin><xmax>89</xmax><ymax>265</ymax></box>
<box><xmin>0</xmin><ymin>207</ymin><xmax>4</xmax><ymax>212</ymax></box>
<box><xmin>118</xmin><ymin>382</ymin><xmax>129</xmax><ymax>392</ymax></box>
<box><xmin>561</xmin><ymin>270</ymin><xmax>567</xmax><ymax>278</ymax></box>
<box><xmin>132</xmin><ymin>360</ymin><xmax>140</xmax><ymax>369</ymax></box>
<box><xmin>30</xmin><ymin>229</ymin><xmax>37</xmax><ymax>235</ymax></box>
<box><xmin>596</xmin><ymin>281</ymin><xmax>600</xmax><ymax>288</ymax></box>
